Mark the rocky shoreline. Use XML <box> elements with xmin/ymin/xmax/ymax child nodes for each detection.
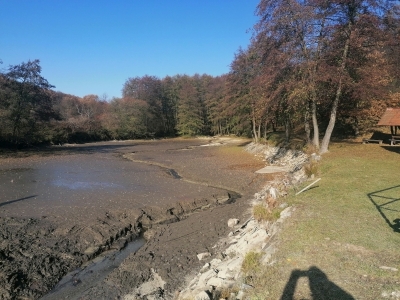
<box><xmin>174</xmin><ymin>143</ymin><xmax>310</xmax><ymax>300</ymax></box>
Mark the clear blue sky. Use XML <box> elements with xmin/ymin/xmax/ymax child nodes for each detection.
<box><xmin>1</xmin><ymin>0</ymin><xmax>259</xmax><ymax>99</ymax></box>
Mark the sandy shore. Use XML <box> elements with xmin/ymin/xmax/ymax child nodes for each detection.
<box><xmin>0</xmin><ymin>137</ymin><xmax>269</xmax><ymax>299</ymax></box>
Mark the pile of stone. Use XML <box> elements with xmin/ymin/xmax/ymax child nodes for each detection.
<box><xmin>176</xmin><ymin>143</ymin><xmax>310</xmax><ymax>300</ymax></box>
<box><xmin>177</xmin><ymin>179</ymin><xmax>294</xmax><ymax>300</ymax></box>
<box><xmin>246</xmin><ymin>142</ymin><xmax>315</xmax><ymax>186</ymax></box>
<box><xmin>245</xmin><ymin>143</ymin><xmax>309</xmax><ymax>173</ymax></box>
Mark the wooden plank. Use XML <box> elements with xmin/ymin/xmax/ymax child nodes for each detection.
<box><xmin>362</xmin><ymin>139</ymin><xmax>383</xmax><ymax>145</ymax></box>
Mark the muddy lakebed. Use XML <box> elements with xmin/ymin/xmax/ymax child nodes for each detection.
<box><xmin>0</xmin><ymin>138</ymin><xmax>268</xmax><ymax>299</ymax></box>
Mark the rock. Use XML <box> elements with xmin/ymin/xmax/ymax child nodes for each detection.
<box><xmin>195</xmin><ymin>291</ymin><xmax>211</xmax><ymax>300</ymax></box>
<box><xmin>279</xmin><ymin>207</ymin><xmax>293</xmax><ymax>219</ymax></box>
<box><xmin>83</xmin><ymin>246</ymin><xmax>99</xmax><ymax>255</ymax></box>
<box><xmin>207</xmin><ymin>277</ymin><xmax>224</xmax><ymax>288</ymax></box>
<box><xmin>200</xmin><ymin>263</ymin><xmax>211</xmax><ymax>273</ymax></box>
<box><xmin>236</xmin><ymin>290</ymin><xmax>245</xmax><ymax>300</ymax></box>
<box><xmin>217</xmin><ymin>268</ymin><xmax>235</xmax><ymax>280</ymax></box>
<box><xmin>197</xmin><ymin>268</ymin><xmax>218</xmax><ymax>288</ymax></box>
<box><xmin>197</xmin><ymin>252</ymin><xmax>211</xmax><ymax>261</ymax></box>
<box><xmin>241</xmin><ymin>283</ymin><xmax>254</xmax><ymax>290</ymax></box>
<box><xmin>227</xmin><ymin>219</ymin><xmax>239</xmax><ymax>228</ymax></box>
<box><xmin>209</xmin><ymin>258</ymin><xmax>222</xmax><ymax>267</ymax></box>
<box><xmin>269</xmin><ymin>187</ymin><xmax>277</xmax><ymax>199</ymax></box>
<box><xmin>216</xmin><ymin>194</ymin><xmax>231</xmax><ymax>205</ymax></box>
<box><xmin>279</xmin><ymin>202</ymin><xmax>288</xmax><ymax>209</ymax></box>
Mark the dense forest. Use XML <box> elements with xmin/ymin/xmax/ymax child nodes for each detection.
<box><xmin>0</xmin><ymin>0</ymin><xmax>399</xmax><ymax>153</ymax></box>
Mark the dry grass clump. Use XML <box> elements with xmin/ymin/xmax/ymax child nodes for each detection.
<box><xmin>252</xmin><ymin>204</ymin><xmax>270</xmax><ymax>222</ymax></box>
<box><xmin>253</xmin><ymin>192</ymin><xmax>283</xmax><ymax>222</ymax></box>
<box><xmin>253</xmin><ymin>204</ymin><xmax>282</xmax><ymax>222</ymax></box>
<box><xmin>303</xmin><ymin>143</ymin><xmax>319</xmax><ymax>155</ymax></box>
<box><xmin>219</xmin><ymin>287</ymin><xmax>239</xmax><ymax>299</ymax></box>
<box><xmin>303</xmin><ymin>160</ymin><xmax>319</xmax><ymax>178</ymax></box>
<box><xmin>241</xmin><ymin>251</ymin><xmax>263</xmax><ymax>275</ymax></box>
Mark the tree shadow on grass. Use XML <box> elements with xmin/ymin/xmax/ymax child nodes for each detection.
<box><xmin>369</xmin><ymin>131</ymin><xmax>391</xmax><ymax>143</ymax></box>
<box><xmin>281</xmin><ymin>266</ymin><xmax>355</xmax><ymax>300</ymax></box>
<box><xmin>0</xmin><ymin>195</ymin><xmax>37</xmax><ymax>207</ymax></box>
<box><xmin>367</xmin><ymin>185</ymin><xmax>400</xmax><ymax>232</ymax></box>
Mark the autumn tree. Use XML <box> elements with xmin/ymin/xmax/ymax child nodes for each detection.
<box><xmin>122</xmin><ymin>75</ymin><xmax>164</xmax><ymax>136</ymax></box>
<box><xmin>203</xmin><ymin>75</ymin><xmax>228</xmax><ymax>135</ymax></box>
<box><xmin>0</xmin><ymin>59</ymin><xmax>55</xmax><ymax>145</ymax></box>
<box><xmin>160</xmin><ymin>76</ymin><xmax>179</xmax><ymax>135</ymax></box>
<box><xmin>227</xmin><ymin>47</ymin><xmax>260</xmax><ymax>141</ymax></box>
<box><xmin>105</xmin><ymin>97</ymin><xmax>150</xmax><ymax>139</ymax></box>
<box><xmin>175</xmin><ymin>75</ymin><xmax>206</xmax><ymax>136</ymax></box>
<box><xmin>254</xmin><ymin>0</ymin><xmax>396</xmax><ymax>153</ymax></box>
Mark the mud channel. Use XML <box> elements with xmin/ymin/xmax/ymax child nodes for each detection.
<box><xmin>0</xmin><ymin>138</ymin><xmax>268</xmax><ymax>299</ymax></box>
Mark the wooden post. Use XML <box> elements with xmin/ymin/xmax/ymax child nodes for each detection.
<box><xmin>296</xmin><ymin>178</ymin><xmax>321</xmax><ymax>196</ymax></box>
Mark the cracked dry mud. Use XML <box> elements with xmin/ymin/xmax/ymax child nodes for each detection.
<box><xmin>0</xmin><ymin>138</ymin><xmax>268</xmax><ymax>299</ymax></box>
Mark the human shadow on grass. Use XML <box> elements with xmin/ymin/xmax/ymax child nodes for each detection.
<box><xmin>367</xmin><ymin>185</ymin><xmax>400</xmax><ymax>233</ymax></box>
<box><xmin>281</xmin><ymin>266</ymin><xmax>355</xmax><ymax>300</ymax></box>
<box><xmin>0</xmin><ymin>195</ymin><xmax>37</xmax><ymax>207</ymax></box>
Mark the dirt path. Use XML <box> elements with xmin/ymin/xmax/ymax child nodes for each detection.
<box><xmin>0</xmin><ymin>138</ymin><xmax>268</xmax><ymax>299</ymax></box>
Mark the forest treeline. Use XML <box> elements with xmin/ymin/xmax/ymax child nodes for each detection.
<box><xmin>0</xmin><ymin>0</ymin><xmax>399</xmax><ymax>152</ymax></box>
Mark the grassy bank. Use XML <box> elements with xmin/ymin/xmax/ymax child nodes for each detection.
<box><xmin>245</xmin><ymin>142</ymin><xmax>400</xmax><ymax>299</ymax></box>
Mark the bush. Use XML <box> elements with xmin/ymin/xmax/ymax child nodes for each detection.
<box><xmin>304</xmin><ymin>161</ymin><xmax>319</xmax><ymax>178</ymax></box>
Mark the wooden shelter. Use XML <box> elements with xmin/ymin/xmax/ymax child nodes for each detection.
<box><xmin>378</xmin><ymin>108</ymin><xmax>400</xmax><ymax>145</ymax></box>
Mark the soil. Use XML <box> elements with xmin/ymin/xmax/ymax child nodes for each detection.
<box><xmin>0</xmin><ymin>138</ymin><xmax>268</xmax><ymax>299</ymax></box>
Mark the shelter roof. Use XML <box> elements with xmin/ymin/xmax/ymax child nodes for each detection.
<box><xmin>377</xmin><ymin>108</ymin><xmax>400</xmax><ymax>126</ymax></box>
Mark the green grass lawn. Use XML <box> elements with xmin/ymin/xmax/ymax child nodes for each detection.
<box><xmin>246</xmin><ymin>142</ymin><xmax>400</xmax><ymax>300</ymax></box>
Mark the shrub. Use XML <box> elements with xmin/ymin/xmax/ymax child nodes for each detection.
<box><xmin>304</xmin><ymin>161</ymin><xmax>319</xmax><ymax>178</ymax></box>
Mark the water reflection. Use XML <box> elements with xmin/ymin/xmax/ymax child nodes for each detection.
<box><xmin>52</xmin><ymin>179</ymin><xmax>122</xmax><ymax>190</ymax></box>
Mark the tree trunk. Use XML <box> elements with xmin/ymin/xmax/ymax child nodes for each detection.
<box><xmin>309</xmin><ymin>18</ymin><xmax>324</xmax><ymax>150</ymax></box>
<box><xmin>285</xmin><ymin>118</ymin><xmax>290</xmax><ymax>143</ymax></box>
<box><xmin>252</xmin><ymin>106</ymin><xmax>258</xmax><ymax>143</ymax></box>
<box><xmin>311</xmin><ymin>97</ymin><xmax>319</xmax><ymax>149</ymax></box>
<box><xmin>264</xmin><ymin>119</ymin><xmax>268</xmax><ymax>140</ymax></box>
<box><xmin>320</xmin><ymin>23</ymin><xmax>352</xmax><ymax>154</ymax></box>
<box><xmin>304</xmin><ymin>101</ymin><xmax>311</xmax><ymax>144</ymax></box>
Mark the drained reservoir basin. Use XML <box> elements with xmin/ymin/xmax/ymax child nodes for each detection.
<box><xmin>0</xmin><ymin>138</ymin><xmax>266</xmax><ymax>299</ymax></box>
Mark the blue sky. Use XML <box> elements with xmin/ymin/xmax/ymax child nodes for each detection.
<box><xmin>1</xmin><ymin>0</ymin><xmax>259</xmax><ymax>99</ymax></box>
